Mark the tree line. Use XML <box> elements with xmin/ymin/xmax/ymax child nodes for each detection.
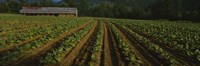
<box><xmin>0</xmin><ymin>0</ymin><xmax>199</xmax><ymax>21</ymax></box>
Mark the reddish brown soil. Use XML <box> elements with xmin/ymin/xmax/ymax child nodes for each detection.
<box><xmin>7</xmin><ymin>22</ymin><xmax>91</xmax><ymax>66</ymax></box>
<box><xmin>89</xmin><ymin>22</ymin><xmax>104</xmax><ymax>66</ymax></box>
<box><xmin>105</xmin><ymin>22</ymin><xmax>127</xmax><ymax>66</ymax></box>
<box><xmin>127</xmin><ymin>26</ymin><xmax>198</xmax><ymax>65</ymax></box>
<box><xmin>60</xmin><ymin>22</ymin><xmax>98</xmax><ymax>66</ymax></box>
<box><xmin>112</xmin><ymin>22</ymin><xmax>199</xmax><ymax>66</ymax></box>
<box><xmin>2</xmin><ymin>19</ymin><xmax>196</xmax><ymax>66</ymax></box>
<box><xmin>102</xmin><ymin>22</ymin><xmax>113</xmax><ymax>66</ymax></box>
<box><xmin>72</xmin><ymin>22</ymin><xmax>99</xmax><ymax>66</ymax></box>
<box><xmin>110</xmin><ymin>22</ymin><xmax>152</xmax><ymax>66</ymax></box>
<box><xmin>112</xmin><ymin>23</ymin><xmax>166</xmax><ymax>65</ymax></box>
<box><xmin>0</xmin><ymin>33</ymin><xmax>47</xmax><ymax>53</ymax></box>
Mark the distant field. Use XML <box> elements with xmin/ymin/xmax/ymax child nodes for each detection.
<box><xmin>0</xmin><ymin>14</ymin><xmax>199</xmax><ymax>66</ymax></box>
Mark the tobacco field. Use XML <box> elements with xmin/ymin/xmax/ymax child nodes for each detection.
<box><xmin>0</xmin><ymin>14</ymin><xmax>200</xmax><ymax>66</ymax></box>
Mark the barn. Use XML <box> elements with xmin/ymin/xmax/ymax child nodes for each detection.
<box><xmin>20</xmin><ymin>7</ymin><xmax>78</xmax><ymax>17</ymax></box>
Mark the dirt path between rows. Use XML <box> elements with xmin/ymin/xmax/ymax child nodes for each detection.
<box><xmin>0</xmin><ymin>33</ymin><xmax>46</xmax><ymax>54</ymax></box>
<box><xmin>91</xmin><ymin>21</ymin><xmax>104</xmax><ymax>66</ymax></box>
<box><xmin>7</xmin><ymin>22</ymin><xmax>91</xmax><ymax>66</ymax></box>
<box><xmin>102</xmin><ymin>22</ymin><xmax>114</xmax><ymax>66</ymax></box>
<box><xmin>109</xmin><ymin>22</ymin><xmax>151</xmax><ymax>66</ymax></box>
<box><xmin>127</xmin><ymin>26</ymin><xmax>198</xmax><ymax>65</ymax></box>
<box><xmin>72</xmin><ymin>22</ymin><xmax>99</xmax><ymax>66</ymax></box>
<box><xmin>105</xmin><ymin>22</ymin><xmax>127</xmax><ymax>66</ymax></box>
<box><xmin>112</xmin><ymin>23</ymin><xmax>168</xmax><ymax>65</ymax></box>
<box><xmin>60</xmin><ymin>21</ymin><xmax>98</xmax><ymax>66</ymax></box>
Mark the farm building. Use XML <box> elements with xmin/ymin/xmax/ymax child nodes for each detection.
<box><xmin>20</xmin><ymin>7</ymin><xmax>78</xmax><ymax>17</ymax></box>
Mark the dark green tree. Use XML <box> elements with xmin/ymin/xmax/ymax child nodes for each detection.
<box><xmin>150</xmin><ymin>0</ymin><xmax>177</xmax><ymax>19</ymax></box>
<box><xmin>59</xmin><ymin>2</ymin><xmax>68</xmax><ymax>7</ymax></box>
<box><xmin>39</xmin><ymin>0</ymin><xmax>54</xmax><ymax>7</ymax></box>
<box><xmin>0</xmin><ymin>1</ymin><xmax>9</xmax><ymax>13</ymax></box>
<box><xmin>92</xmin><ymin>1</ymin><xmax>114</xmax><ymax>17</ymax></box>
<box><xmin>68</xmin><ymin>0</ymin><xmax>77</xmax><ymax>7</ymax></box>
<box><xmin>5</xmin><ymin>0</ymin><xmax>20</xmax><ymax>13</ymax></box>
<box><xmin>78</xmin><ymin>0</ymin><xmax>90</xmax><ymax>16</ymax></box>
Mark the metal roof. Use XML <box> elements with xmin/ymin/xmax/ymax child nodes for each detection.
<box><xmin>20</xmin><ymin>7</ymin><xmax>78</xmax><ymax>14</ymax></box>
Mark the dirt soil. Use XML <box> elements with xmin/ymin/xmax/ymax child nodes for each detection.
<box><xmin>7</xmin><ymin>22</ymin><xmax>91</xmax><ymax>66</ymax></box>
<box><xmin>60</xmin><ymin>22</ymin><xmax>98</xmax><ymax>66</ymax></box>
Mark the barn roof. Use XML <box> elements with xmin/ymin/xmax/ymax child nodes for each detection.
<box><xmin>20</xmin><ymin>7</ymin><xmax>78</xmax><ymax>14</ymax></box>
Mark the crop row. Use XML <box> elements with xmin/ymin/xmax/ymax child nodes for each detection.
<box><xmin>111</xmin><ymin>19</ymin><xmax>200</xmax><ymax>65</ymax></box>
<box><xmin>0</xmin><ymin>18</ymin><xmax>91</xmax><ymax>66</ymax></box>
<box><xmin>40</xmin><ymin>22</ymin><xmax>93</xmax><ymax>65</ymax></box>
<box><xmin>109</xmin><ymin>23</ymin><xmax>142</xmax><ymax>65</ymax></box>
<box><xmin>0</xmin><ymin>18</ymin><xmax>90</xmax><ymax>48</ymax></box>
<box><xmin>89</xmin><ymin>22</ymin><xmax>103</xmax><ymax>66</ymax></box>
